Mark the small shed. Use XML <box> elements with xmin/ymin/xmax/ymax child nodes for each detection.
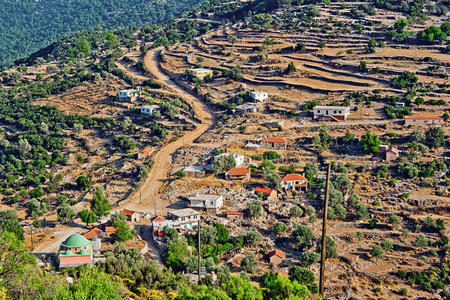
<box><xmin>268</xmin><ymin>249</ymin><xmax>285</xmax><ymax>266</ymax></box>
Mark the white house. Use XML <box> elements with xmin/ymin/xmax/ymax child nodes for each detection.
<box><xmin>188</xmin><ymin>194</ymin><xmax>223</xmax><ymax>213</ymax></box>
<box><xmin>214</xmin><ymin>153</ymin><xmax>245</xmax><ymax>167</ymax></box>
<box><xmin>281</xmin><ymin>174</ymin><xmax>308</xmax><ymax>191</ymax></box>
<box><xmin>249</xmin><ymin>91</ymin><xmax>268</xmax><ymax>102</ymax></box>
<box><xmin>141</xmin><ymin>105</ymin><xmax>160</xmax><ymax>115</ymax></box>
<box><xmin>118</xmin><ymin>89</ymin><xmax>138</xmax><ymax>102</ymax></box>
<box><xmin>167</xmin><ymin>208</ymin><xmax>200</xmax><ymax>229</ymax></box>
<box><xmin>313</xmin><ymin>106</ymin><xmax>351</xmax><ymax>121</ymax></box>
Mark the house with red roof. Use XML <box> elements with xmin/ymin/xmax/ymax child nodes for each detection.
<box><xmin>404</xmin><ymin>115</ymin><xmax>443</xmax><ymax>126</ymax></box>
<box><xmin>260</xmin><ymin>137</ymin><xmax>287</xmax><ymax>150</ymax></box>
<box><xmin>226</xmin><ymin>211</ymin><xmax>244</xmax><ymax>219</ymax></box>
<box><xmin>82</xmin><ymin>228</ymin><xmax>103</xmax><ymax>255</ymax></box>
<box><xmin>379</xmin><ymin>145</ymin><xmax>400</xmax><ymax>162</ymax></box>
<box><xmin>255</xmin><ymin>187</ymin><xmax>277</xmax><ymax>200</ymax></box>
<box><xmin>225</xmin><ymin>168</ymin><xmax>251</xmax><ymax>180</ymax></box>
<box><xmin>122</xmin><ymin>209</ymin><xmax>140</xmax><ymax>222</ymax></box>
<box><xmin>268</xmin><ymin>249</ymin><xmax>285</xmax><ymax>266</ymax></box>
<box><xmin>138</xmin><ymin>146</ymin><xmax>154</xmax><ymax>160</ymax></box>
<box><xmin>281</xmin><ymin>174</ymin><xmax>308</xmax><ymax>191</ymax></box>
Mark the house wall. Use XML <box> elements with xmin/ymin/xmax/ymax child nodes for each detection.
<box><xmin>269</xmin><ymin>256</ymin><xmax>283</xmax><ymax>265</ymax></box>
<box><xmin>405</xmin><ymin>118</ymin><xmax>443</xmax><ymax>126</ymax></box>
<box><xmin>59</xmin><ymin>255</ymin><xmax>92</xmax><ymax>268</ymax></box>
<box><xmin>260</xmin><ymin>142</ymin><xmax>286</xmax><ymax>150</ymax></box>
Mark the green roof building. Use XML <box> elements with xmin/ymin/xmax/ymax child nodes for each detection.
<box><xmin>58</xmin><ymin>234</ymin><xmax>93</xmax><ymax>268</ymax></box>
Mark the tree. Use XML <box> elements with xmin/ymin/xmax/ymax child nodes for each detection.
<box><xmin>221</xmin><ymin>275</ymin><xmax>263</xmax><ymax>300</ymax></box>
<box><xmin>334</xmin><ymin>204</ymin><xmax>347</xmax><ymax>220</ymax></box>
<box><xmin>292</xmin><ymin>224</ymin><xmax>315</xmax><ymax>250</ymax></box>
<box><xmin>414</xmin><ymin>233</ymin><xmax>429</xmax><ymax>247</ymax></box>
<box><xmin>110</xmin><ymin>211</ymin><xmax>127</xmax><ymax>226</ymax></box>
<box><xmin>245</xmin><ymin>230</ymin><xmax>262</xmax><ymax>246</ymax></box>
<box><xmin>213</xmin><ymin>155</ymin><xmax>236</xmax><ymax>174</ymax></box>
<box><xmin>200</xmin><ymin>225</ymin><xmax>217</xmax><ymax>245</ymax></box>
<box><xmin>0</xmin><ymin>231</ymin><xmax>35</xmax><ymax>284</ymax></box>
<box><xmin>347</xmin><ymin>194</ymin><xmax>360</xmax><ymax>209</ymax></box>
<box><xmin>26</xmin><ymin>199</ymin><xmax>48</xmax><ymax>219</ymax></box>
<box><xmin>355</xmin><ymin>203</ymin><xmax>370</xmax><ymax>219</ymax></box>
<box><xmin>317</xmin><ymin>236</ymin><xmax>337</xmax><ymax>258</ymax></box>
<box><xmin>272</xmin><ymin>222</ymin><xmax>288</xmax><ymax>236</ymax></box>
<box><xmin>0</xmin><ymin>210</ymin><xmax>24</xmax><ymax>240</ymax></box>
<box><xmin>371</xmin><ymin>244</ymin><xmax>384</xmax><ymax>260</ymax></box>
<box><xmin>247</xmin><ymin>201</ymin><xmax>262</xmax><ymax>219</ymax></box>
<box><xmin>388</xmin><ymin>214</ymin><xmax>401</xmax><ymax>229</ymax></box>
<box><xmin>114</xmin><ymin>221</ymin><xmax>134</xmax><ymax>242</ymax></box>
<box><xmin>76</xmin><ymin>175</ymin><xmax>92</xmax><ymax>191</ymax></box>
<box><xmin>78</xmin><ymin>209</ymin><xmax>97</xmax><ymax>227</ymax></box>
<box><xmin>91</xmin><ymin>189</ymin><xmax>111</xmax><ymax>217</ymax></box>
<box><xmin>289</xmin><ymin>266</ymin><xmax>315</xmax><ymax>285</ymax></box>
<box><xmin>261</xmin><ymin>272</ymin><xmax>311</xmax><ymax>299</ymax></box>
<box><xmin>264</xmin><ymin>168</ymin><xmax>281</xmax><ymax>189</ymax></box>
<box><xmin>289</xmin><ymin>205</ymin><xmax>303</xmax><ymax>218</ymax></box>
<box><xmin>359</xmin><ymin>61</ymin><xmax>368</xmax><ymax>72</ymax></box>
<box><xmin>299</xmin><ymin>251</ymin><xmax>320</xmax><ymax>268</ymax></box>
<box><xmin>241</xmin><ymin>253</ymin><xmax>258</xmax><ymax>273</ymax></box>
<box><xmin>426</xmin><ymin>126</ymin><xmax>445</xmax><ymax>148</ymax></box>
<box><xmin>411</xmin><ymin>129</ymin><xmax>426</xmax><ymax>143</ymax></box>
<box><xmin>381</xmin><ymin>239</ymin><xmax>394</xmax><ymax>252</ymax></box>
<box><xmin>304</xmin><ymin>163</ymin><xmax>319</xmax><ymax>181</ymax></box>
<box><xmin>360</xmin><ymin>131</ymin><xmax>382</xmax><ymax>153</ymax></box>
<box><xmin>285</xmin><ymin>62</ymin><xmax>296</xmax><ymax>74</ymax></box>
<box><xmin>57</xmin><ymin>204</ymin><xmax>75</xmax><ymax>224</ymax></box>
<box><xmin>391</xmin><ymin>71</ymin><xmax>418</xmax><ymax>89</ymax></box>
<box><xmin>262</xmin><ymin>151</ymin><xmax>280</xmax><ymax>160</ymax></box>
<box><xmin>214</xmin><ymin>223</ymin><xmax>229</xmax><ymax>243</ymax></box>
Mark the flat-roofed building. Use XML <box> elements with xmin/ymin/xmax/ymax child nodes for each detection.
<box><xmin>313</xmin><ymin>106</ymin><xmax>351</xmax><ymax>121</ymax></box>
<box><xmin>189</xmin><ymin>194</ymin><xmax>223</xmax><ymax>213</ymax></box>
<box><xmin>404</xmin><ymin>115</ymin><xmax>443</xmax><ymax>126</ymax></box>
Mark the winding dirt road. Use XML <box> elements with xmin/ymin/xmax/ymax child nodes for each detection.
<box><xmin>117</xmin><ymin>48</ymin><xmax>216</xmax><ymax>214</ymax></box>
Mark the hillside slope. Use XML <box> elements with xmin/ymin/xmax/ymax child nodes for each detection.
<box><xmin>0</xmin><ymin>0</ymin><xmax>200</xmax><ymax>68</ymax></box>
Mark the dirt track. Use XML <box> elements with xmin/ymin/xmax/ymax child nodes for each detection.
<box><xmin>117</xmin><ymin>48</ymin><xmax>216</xmax><ymax>214</ymax></box>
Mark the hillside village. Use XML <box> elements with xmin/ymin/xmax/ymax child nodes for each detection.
<box><xmin>0</xmin><ymin>0</ymin><xmax>449</xmax><ymax>299</ymax></box>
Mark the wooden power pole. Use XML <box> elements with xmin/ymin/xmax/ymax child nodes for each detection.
<box><xmin>319</xmin><ymin>163</ymin><xmax>331</xmax><ymax>297</ymax></box>
<box><xmin>198</xmin><ymin>218</ymin><xmax>201</xmax><ymax>284</ymax></box>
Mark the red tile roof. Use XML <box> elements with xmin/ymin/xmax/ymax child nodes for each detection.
<box><xmin>139</xmin><ymin>146</ymin><xmax>154</xmax><ymax>155</ymax></box>
<box><xmin>227</xmin><ymin>211</ymin><xmax>244</xmax><ymax>216</ymax></box>
<box><xmin>269</xmin><ymin>249</ymin><xmax>285</xmax><ymax>259</ymax></box>
<box><xmin>152</xmin><ymin>216</ymin><xmax>166</xmax><ymax>222</ymax></box>
<box><xmin>226</xmin><ymin>168</ymin><xmax>250</xmax><ymax>176</ymax></box>
<box><xmin>255</xmin><ymin>187</ymin><xmax>273</xmax><ymax>194</ymax></box>
<box><xmin>404</xmin><ymin>115</ymin><xmax>443</xmax><ymax>120</ymax></box>
<box><xmin>282</xmin><ymin>174</ymin><xmax>307</xmax><ymax>181</ymax></box>
<box><xmin>261</xmin><ymin>137</ymin><xmax>286</xmax><ymax>143</ymax></box>
<box><xmin>83</xmin><ymin>228</ymin><xmax>103</xmax><ymax>240</ymax></box>
<box><xmin>105</xmin><ymin>226</ymin><xmax>117</xmax><ymax>234</ymax></box>
<box><xmin>122</xmin><ymin>209</ymin><xmax>135</xmax><ymax>216</ymax></box>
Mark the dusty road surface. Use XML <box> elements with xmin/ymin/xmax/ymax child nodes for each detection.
<box><xmin>116</xmin><ymin>48</ymin><xmax>216</xmax><ymax>214</ymax></box>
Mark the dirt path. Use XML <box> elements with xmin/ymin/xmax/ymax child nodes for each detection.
<box><xmin>116</xmin><ymin>48</ymin><xmax>216</xmax><ymax>214</ymax></box>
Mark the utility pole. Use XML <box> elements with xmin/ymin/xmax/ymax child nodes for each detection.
<box><xmin>30</xmin><ymin>224</ymin><xmax>34</xmax><ymax>250</ymax></box>
<box><xmin>319</xmin><ymin>163</ymin><xmax>331</xmax><ymax>297</ymax></box>
<box><xmin>198</xmin><ymin>218</ymin><xmax>201</xmax><ymax>284</ymax></box>
<box><xmin>140</xmin><ymin>184</ymin><xmax>142</xmax><ymax>204</ymax></box>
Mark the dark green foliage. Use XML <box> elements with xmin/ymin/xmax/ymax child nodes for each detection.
<box><xmin>360</xmin><ymin>131</ymin><xmax>382</xmax><ymax>153</ymax></box>
<box><xmin>391</xmin><ymin>71</ymin><xmax>418</xmax><ymax>89</ymax></box>
<box><xmin>0</xmin><ymin>0</ymin><xmax>200</xmax><ymax>67</ymax></box>
<box><xmin>260</xmin><ymin>272</ymin><xmax>311</xmax><ymax>299</ymax></box>
<box><xmin>292</xmin><ymin>224</ymin><xmax>315</xmax><ymax>250</ymax></box>
<box><xmin>0</xmin><ymin>210</ymin><xmax>24</xmax><ymax>240</ymax></box>
<box><xmin>420</xmin><ymin>23</ymin><xmax>449</xmax><ymax>43</ymax></box>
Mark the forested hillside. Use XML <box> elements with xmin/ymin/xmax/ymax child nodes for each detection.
<box><xmin>0</xmin><ymin>0</ymin><xmax>200</xmax><ymax>68</ymax></box>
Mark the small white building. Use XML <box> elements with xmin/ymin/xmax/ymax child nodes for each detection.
<box><xmin>234</xmin><ymin>103</ymin><xmax>258</xmax><ymax>114</ymax></box>
<box><xmin>118</xmin><ymin>89</ymin><xmax>138</xmax><ymax>102</ymax></box>
<box><xmin>188</xmin><ymin>194</ymin><xmax>223</xmax><ymax>213</ymax></box>
<box><xmin>141</xmin><ymin>105</ymin><xmax>160</xmax><ymax>115</ymax></box>
<box><xmin>214</xmin><ymin>153</ymin><xmax>245</xmax><ymax>167</ymax></box>
<box><xmin>167</xmin><ymin>208</ymin><xmax>200</xmax><ymax>229</ymax></box>
<box><xmin>313</xmin><ymin>106</ymin><xmax>351</xmax><ymax>121</ymax></box>
<box><xmin>249</xmin><ymin>91</ymin><xmax>268</xmax><ymax>102</ymax></box>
